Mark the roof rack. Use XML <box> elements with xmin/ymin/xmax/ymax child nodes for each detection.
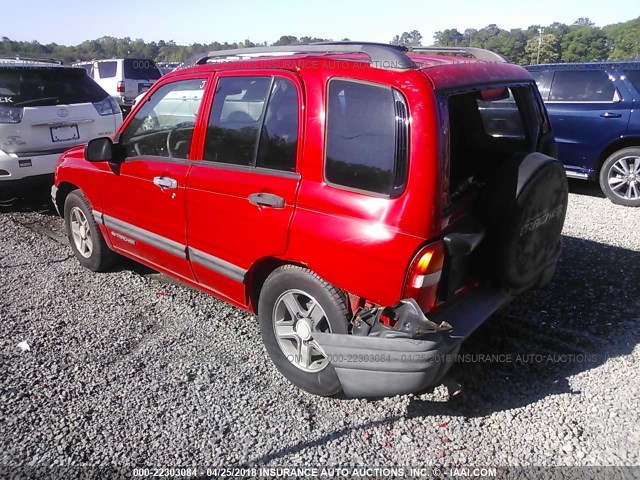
<box><xmin>188</xmin><ymin>42</ymin><xmax>508</xmax><ymax>70</ymax></box>
<box><xmin>409</xmin><ymin>46</ymin><xmax>507</xmax><ymax>63</ymax></box>
<box><xmin>0</xmin><ymin>55</ymin><xmax>63</xmax><ymax>65</ymax></box>
<box><xmin>193</xmin><ymin>42</ymin><xmax>416</xmax><ymax>70</ymax></box>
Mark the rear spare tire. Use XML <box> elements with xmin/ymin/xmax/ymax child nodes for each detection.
<box><xmin>477</xmin><ymin>152</ymin><xmax>568</xmax><ymax>291</ymax></box>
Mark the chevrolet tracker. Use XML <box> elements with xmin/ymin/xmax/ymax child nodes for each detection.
<box><xmin>52</xmin><ymin>43</ymin><xmax>568</xmax><ymax>397</ymax></box>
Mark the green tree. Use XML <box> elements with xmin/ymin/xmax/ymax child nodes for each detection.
<box><xmin>391</xmin><ymin>30</ymin><xmax>423</xmax><ymax>46</ymax></box>
<box><xmin>561</xmin><ymin>26</ymin><xmax>609</xmax><ymax>62</ymax></box>
<box><xmin>525</xmin><ymin>33</ymin><xmax>561</xmax><ymax>64</ymax></box>
<box><xmin>433</xmin><ymin>29</ymin><xmax>464</xmax><ymax>46</ymax></box>
<box><xmin>604</xmin><ymin>17</ymin><xmax>640</xmax><ymax>60</ymax></box>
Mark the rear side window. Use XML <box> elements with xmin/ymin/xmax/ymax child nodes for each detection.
<box><xmin>97</xmin><ymin>61</ymin><xmax>117</xmax><ymax>79</ymax></box>
<box><xmin>623</xmin><ymin>70</ymin><xmax>640</xmax><ymax>93</ymax></box>
<box><xmin>204</xmin><ymin>76</ymin><xmax>299</xmax><ymax>172</ymax></box>
<box><xmin>325</xmin><ymin>80</ymin><xmax>408</xmax><ymax>196</ymax></box>
<box><xmin>0</xmin><ymin>68</ymin><xmax>107</xmax><ymax>106</ymax></box>
<box><xmin>549</xmin><ymin>70</ymin><xmax>618</xmax><ymax>102</ymax></box>
<box><xmin>123</xmin><ymin>59</ymin><xmax>161</xmax><ymax>80</ymax></box>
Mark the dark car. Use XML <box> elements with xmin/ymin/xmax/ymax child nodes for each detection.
<box><xmin>526</xmin><ymin>62</ymin><xmax>640</xmax><ymax>206</ymax></box>
<box><xmin>52</xmin><ymin>44</ymin><xmax>567</xmax><ymax>398</ymax></box>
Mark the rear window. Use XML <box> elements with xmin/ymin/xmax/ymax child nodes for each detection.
<box><xmin>123</xmin><ymin>59</ymin><xmax>161</xmax><ymax>80</ymax></box>
<box><xmin>549</xmin><ymin>70</ymin><xmax>618</xmax><ymax>102</ymax></box>
<box><xmin>325</xmin><ymin>79</ymin><xmax>408</xmax><ymax>196</ymax></box>
<box><xmin>447</xmin><ymin>86</ymin><xmax>536</xmax><ymax>203</ymax></box>
<box><xmin>0</xmin><ymin>67</ymin><xmax>108</xmax><ymax>106</ymax></box>
<box><xmin>623</xmin><ymin>70</ymin><xmax>640</xmax><ymax>93</ymax></box>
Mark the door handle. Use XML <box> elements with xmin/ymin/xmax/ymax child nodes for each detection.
<box><xmin>153</xmin><ymin>176</ymin><xmax>178</xmax><ymax>189</ymax></box>
<box><xmin>600</xmin><ymin>112</ymin><xmax>622</xmax><ymax>118</ymax></box>
<box><xmin>248</xmin><ymin>192</ymin><xmax>285</xmax><ymax>209</ymax></box>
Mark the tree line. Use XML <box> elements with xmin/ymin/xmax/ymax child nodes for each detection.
<box><xmin>0</xmin><ymin>16</ymin><xmax>637</xmax><ymax>66</ymax></box>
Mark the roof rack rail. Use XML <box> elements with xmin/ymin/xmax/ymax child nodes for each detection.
<box><xmin>193</xmin><ymin>42</ymin><xmax>416</xmax><ymax>70</ymax></box>
<box><xmin>0</xmin><ymin>55</ymin><xmax>63</xmax><ymax>65</ymax></box>
<box><xmin>409</xmin><ymin>46</ymin><xmax>507</xmax><ymax>63</ymax></box>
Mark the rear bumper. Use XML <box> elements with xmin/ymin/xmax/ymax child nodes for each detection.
<box><xmin>0</xmin><ymin>151</ymin><xmax>60</xmax><ymax>183</ymax></box>
<box><xmin>314</xmin><ymin>289</ymin><xmax>511</xmax><ymax>397</ymax></box>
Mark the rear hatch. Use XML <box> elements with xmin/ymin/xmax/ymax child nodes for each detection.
<box><xmin>123</xmin><ymin>59</ymin><xmax>162</xmax><ymax>101</ymax></box>
<box><xmin>0</xmin><ymin>67</ymin><xmax>120</xmax><ymax>156</ymax></box>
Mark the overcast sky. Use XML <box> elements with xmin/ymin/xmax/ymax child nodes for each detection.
<box><xmin>3</xmin><ymin>0</ymin><xmax>637</xmax><ymax>46</ymax></box>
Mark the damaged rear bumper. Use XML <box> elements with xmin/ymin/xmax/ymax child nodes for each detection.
<box><xmin>313</xmin><ymin>288</ymin><xmax>510</xmax><ymax>397</ymax></box>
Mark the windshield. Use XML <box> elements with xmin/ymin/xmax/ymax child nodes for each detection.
<box><xmin>123</xmin><ymin>59</ymin><xmax>161</xmax><ymax>80</ymax></box>
<box><xmin>0</xmin><ymin>67</ymin><xmax>107</xmax><ymax>106</ymax></box>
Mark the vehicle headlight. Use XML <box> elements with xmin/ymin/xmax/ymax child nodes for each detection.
<box><xmin>0</xmin><ymin>105</ymin><xmax>23</xmax><ymax>124</ymax></box>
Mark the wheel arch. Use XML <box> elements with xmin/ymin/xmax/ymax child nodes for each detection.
<box><xmin>55</xmin><ymin>181</ymin><xmax>81</xmax><ymax>218</ymax></box>
<box><xmin>245</xmin><ymin>257</ymin><xmax>308</xmax><ymax>314</ymax></box>
<box><xmin>596</xmin><ymin>137</ymin><xmax>640</xmax><ymax>177</ymax></box>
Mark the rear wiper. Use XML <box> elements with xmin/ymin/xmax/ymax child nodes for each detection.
<box><xmin>14</xmin><ymin>97</ymin><xmax>60</xmax><ymax>107</ymax></box>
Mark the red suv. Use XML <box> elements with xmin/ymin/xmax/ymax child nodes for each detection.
<box><xmin>52</xmin><ymin>43</ymin><xmax>568</xmax><ymax>398</ymax></box>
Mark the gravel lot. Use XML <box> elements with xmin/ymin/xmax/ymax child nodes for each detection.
<box><xmin>1</xmin><ymin>183</ymin><xmax>639</xmax><ymax>475</ymax></box>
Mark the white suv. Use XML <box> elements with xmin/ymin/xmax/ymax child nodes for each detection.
<box><xmin>74</xmin><ymin>58</ymin><xmax>162</xmax><ymax>113</ymax></box>
<box><xmin>0</xmin><ymin>57</ymin><xmax>122</xmax><ymax>192</ymax></box>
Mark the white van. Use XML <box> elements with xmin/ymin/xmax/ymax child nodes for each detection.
<box><xmin>74</xmin><ymin>58</ymin><xmax>162</xmax><ymax>113</ymax></box>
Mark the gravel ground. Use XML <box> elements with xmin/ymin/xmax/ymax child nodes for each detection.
<box><xmin>1</xmin><ymin>185</ymin><xmax>639</xmax><ymax>475</ymax></box>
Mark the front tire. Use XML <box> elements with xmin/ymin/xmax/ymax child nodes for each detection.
<box><xmin>64</xmin><ymin>190</ymin><xmax>117</xmax><ymax>271</ymax></box>
<box><xmin>258</xmin><ymin>265</ymin><xmax>349</xmax><ymax>396</ymax></box>
<box><xmin>599</xmin><ymin>148</ymin><xmax>640</xmax><ymax>207</ymax></box>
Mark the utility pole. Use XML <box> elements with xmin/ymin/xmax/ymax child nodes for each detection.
<box><xmin>537</xmin><ymin>27</ymin><xmax>544</xmax><ymax>64</ymax></box>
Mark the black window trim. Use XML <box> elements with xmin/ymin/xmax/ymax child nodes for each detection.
<box><xmin>202</xmin><ymin>74</ymin><xmax>302</xmax><ymax>173</ymax></box>
<box><xmin>323</xmin><ymin>77</ymin><xmax>410</xmax><ymax>199</ymax></box>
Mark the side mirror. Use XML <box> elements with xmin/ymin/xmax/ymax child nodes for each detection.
<box><xmin>85</xmin><ymin>137</ymin><xmax>123</xmax><ymax>164</ymax></box>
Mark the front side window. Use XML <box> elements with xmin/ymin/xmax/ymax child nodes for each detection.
<box><xmin>549</xmin><ymin>70</ymin><xmax>619</xmax><ymax>102</ymax></box>
<box><xmin>120</xmin><ymin>78</ymin><xmax>206</xmax><ymax>159</ymax></box>
<box><xmin>204</xmin><ymin>76</ymin><xmax>299</xmax><ymax>172</ymax></box>
<box><xmin>325</xmin><ymin>80</ymin><xmax>408</xmax><ymax>196</ymax></box>
<box><xmin>97</xmin><ymin>61</ymin><xmax>117</xmax><ymax>79</ymax></box>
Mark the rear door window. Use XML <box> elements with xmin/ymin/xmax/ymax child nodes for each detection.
<box><xmin>123</xmin><ymin>59</ymin><xmax>161</xmax><ymax>80</ymax></box>
<box><xmin>0</xmin><ymin>67</ymin><xmax>108</xmax><ymax>106</ymax></box>
<box><xmin>204</xmin><ymin>76</ymin><xmax>301</xmax><ymax>172</ymax></box>
<box><xmin>97</xmin><ymin>61</ymin><xmax>117</xmax><ymax>79</ymax></box>
<box><xmin>325</xmin><ymin>79</ymin><xmax>408</xmax><ymax>196</ymax></box>
<box><xmin>549</xmin><ymin>70</ymin><xmax>619</xmax><ymax>102</ymax></box>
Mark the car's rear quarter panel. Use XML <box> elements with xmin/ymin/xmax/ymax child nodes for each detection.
<box><xmin>285</xmin><ymin>68</ymin><xmax>442</xmax><ymax>307</ymax></box>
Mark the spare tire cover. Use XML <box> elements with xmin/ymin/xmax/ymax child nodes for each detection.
<box><xmin>478</xmin><ymin>152</ymin><xmax>568</xmax><ymax>290</ymax></box>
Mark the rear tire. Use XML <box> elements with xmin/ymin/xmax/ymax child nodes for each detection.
<box><xmin>258</xmin><ymin>265</ymin><xmax>349</xmax><ymax>396</ymax></box>
<box><xmin>599</xmin><ymin>148</ymin><xmax>640</xmax><ymax>207</ymax></box>
<box><xmin>64</xmin><ymin>190</ymin><xmax>117</xmax><ymax>272</ymax></box>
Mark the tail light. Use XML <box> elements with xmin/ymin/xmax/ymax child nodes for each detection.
<box><xmin>404</xmin><ymin>241</ymin><xmax>446</xmax><ymax>312</ymax></box>
<box><xmin>116</xmin><ymin>81</ymin><xmax>125</xmax><ymax>93</ymax></box>
<box><xmin>92</xmin><ymin>96</ymin><xmax>121</xmax><ymax>116</ymax></box>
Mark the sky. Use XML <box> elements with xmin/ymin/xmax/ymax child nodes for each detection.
<box><xmin>2</xmin><ymin>0</ymin><xmax>638</xmax><ymax>46</ymax></box>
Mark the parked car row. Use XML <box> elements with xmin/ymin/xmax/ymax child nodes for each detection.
<box><xmin>0</xmin><ymin>47</ymin><xmax>636</xmax><ymax>398</ymax></box>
